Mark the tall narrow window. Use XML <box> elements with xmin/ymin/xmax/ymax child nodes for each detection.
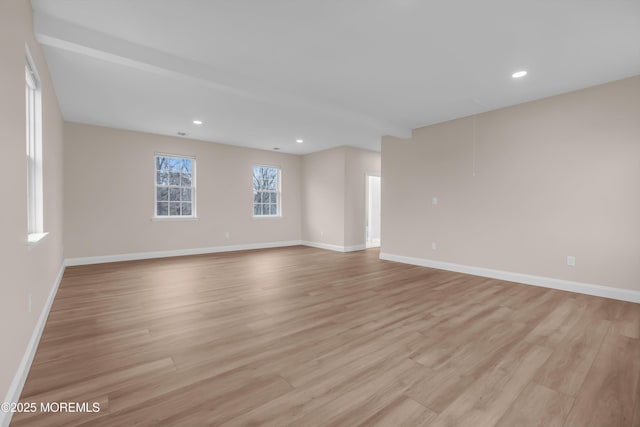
<box><xmin>26</xmin><ymin>54</ymin><xmax>43</xmax><ymax>239</ymax></box>
<box><xmin>155</xmin><ymin>154</ymin><xmax>195</xmax><ymax>218</ymax></box>
<box><xmin>253</xmin><ymin>166</ymin><xmax>281</xmax><ymax>217</ymax></box>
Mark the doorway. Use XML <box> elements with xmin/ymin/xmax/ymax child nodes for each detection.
<box><xmin>366</xmin><ymin>175</ymin><xmax>381</xmax><ymax>248</ymax></box>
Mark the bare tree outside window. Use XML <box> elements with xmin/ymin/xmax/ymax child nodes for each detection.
<box><xmin>253</xmin><ymin>166</ymin><xmax>280</xmax><ymax>216</ymax></box>
<box><xmin>155</xmin><ymin>155</ymin><xmax>195</xmax><ymax>217</ymax></box>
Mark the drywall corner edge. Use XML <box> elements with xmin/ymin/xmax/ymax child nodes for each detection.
<box><xmin>301</xmin><ymin>241</ymin><xmax>366</xmax><ymax>253</ymax></box>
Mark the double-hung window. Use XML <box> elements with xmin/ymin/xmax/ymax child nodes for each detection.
<box><xmin>26</xmin><ymin>54</ymin><xmax>44</xmax><ymax>241</ymax></box>
<box><xmin>155</xmin><ymin>154</ymin><xmax>195</xmax><ymax>218</ymax></box>
<box><xmin>253</xmin><ymin>166</ymin><xmax>281</xmax><ymax>217</ymax></box>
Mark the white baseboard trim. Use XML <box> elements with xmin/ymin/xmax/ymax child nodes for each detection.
<box><xmin>301</xmin><ymin>241</ymin><xmax>366</xmax><ymax>253</ymax></box>
<box><xmin>379</xmin><ymin>252</ymin><xmax>640</xmax><ymax>304</ymax></box>
<box><xmin>1</xmin><ymin>264</ymin><xmax>65</xmax><ymax>427</ymax></box>
<box><xmin>64</xmin><ymin>240</ymin><xmax>371</xmax><ymax>267</ymax></box>
<box><xmin>64</xmin><ymin>240</ymin><xmax>304</xmax><ymax>266</ymax></box>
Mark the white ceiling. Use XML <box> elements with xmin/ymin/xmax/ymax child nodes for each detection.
<box><xmin>32</xmin><ymin>0</ymin><xmax>640</xmax><ymax>154</ymax></box>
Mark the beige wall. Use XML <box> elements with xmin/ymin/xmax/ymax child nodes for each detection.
<box><xmin>301</xmin><ymin>147</ymin><xmax>380</xmax><ymax>249</ymax></box>
<box><xmin>64</xmin><ymin>123</ymin><xmax>302</xmax><ymax>258</ymax></box>
<box><xmin>0</xmin><ymin>0</ymin><xmax>65</xmax><ymax>407</ymax></box>
<box><xmin>301</xmin><ymin>147</ymin><xmax>346</xmax><ymax>247</ymax></box>
<box><xmin>344</xmin><ymin>147</ymin><xmax>381</xmax><ymax>247</ymax></box>
<box><xmin>65</xmin><ymin>132</ymin><xmax>380</xmax><ymax>257</ymax></box>
<box><xmin>382</xmin><ymin>75</ymin><xmax>640</xmax><ymax>291</ymax></box>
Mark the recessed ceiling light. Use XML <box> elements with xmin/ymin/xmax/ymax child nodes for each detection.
<box><xmin>273</xmin><ymin>147</ymin><xmax>280</xmax><ymax>151</ymax></box>
<box><xmin>193</xmin><ymin>120</ymin><xmax>203</xmax><ymax>125</ymax></box>
<box><xmin>177</xmin><ymin>132</ymin><xmax>187</xmax><ymax>136</ymax></box>
<box><xmin>296</xmin><ymin>139</ymin><xmax>304</xmax><ymax>143</ymax></box>
<box><xmin>512</xmin><ymin>70</ymin><xmax>527</xmax><ymax>79</ymax></box>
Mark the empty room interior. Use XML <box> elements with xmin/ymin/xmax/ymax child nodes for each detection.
<box><xmin>2</xmin><ymin>1</ymin><xmax>640</xmax><ymax>426</ymax></box>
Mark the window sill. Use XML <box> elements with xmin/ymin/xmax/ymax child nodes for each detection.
<box><xmin>27</xmin><ymin>232</ymin><xmax>49</xmax><ymax>248</ymax></box>
<box><xmin>252</xmin><ymin>215</ymin><xmax>282</xmax><ymax>220</ymax></box>
<box><xmin>151</xmin><ymin>216</ymin><xmax>199</xmax><ymax>222</ymax></box>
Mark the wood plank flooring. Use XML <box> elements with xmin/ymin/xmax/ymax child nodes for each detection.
<box><xmin>12</xmin><ymin>246</ymin><xmax>640</xmax><ymax>426</ymax></box>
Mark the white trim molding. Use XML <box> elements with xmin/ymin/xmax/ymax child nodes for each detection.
<box><xmin>301</xmin><ymin>241</ymin><xmax>366</xmax><ymax>253</ymax></box>
<box><xmin>66</xmin><ymin>241</ymin><xmax>370</xmax><ymax>266</ymax></box>
<box><xmin>65</xmin><ymin>240</ymin><xmax>304</xmax><ymax>266</ymax></box>
<box><xmin>1</xmin><ymin>264</ymin><xmax>65</xmax><ymax>427</ymax></box>
<box><xmin>379</xmin><ymin>252</ymin><xmax>640</xmax><ymax>304</ymax></box>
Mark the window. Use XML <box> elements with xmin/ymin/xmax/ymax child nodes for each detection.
<box><xmin>253</xmin><ymin>166</ymin><xmax>281</xmax><ymax>217</ymax></box>
<box><xmin>155</xmin><ymin>154</ymin><xmax>195</xmax><ymax>217</ymax></box>
<box><xmin>26</xmin><ymin>53</ymin><xmax>43</xmax><ymax>239</ymax></box>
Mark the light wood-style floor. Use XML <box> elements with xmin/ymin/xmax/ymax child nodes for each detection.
<box><xmin>13</xmin><ymin>246</ymin><xmax>640</xmax><ymax>426</ymax></box>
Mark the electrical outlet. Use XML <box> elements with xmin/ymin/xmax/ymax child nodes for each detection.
<box><xmin>225</xmin><ymin>231</ymin><xmax>230</xmax><ymax>239</ymax></box>
<box><xmin>432</xmin><ymin>196</ymin><xmax>438</xmax><ymax>205</ymax></box>
<box><xmin>567</xmin><ymin>256</ymin><xmax>576</xmax><ymax>267</ymax></box>
<box><xmin>432</xmin><ymin>242</ymin><xmax>437</xmax><ymax>250</ymax></box>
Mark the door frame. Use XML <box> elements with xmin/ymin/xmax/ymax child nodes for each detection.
<box><xmin>365</xmin><ymin>173</ymin><xmax>381</xmax><ymax>248</ymax></box>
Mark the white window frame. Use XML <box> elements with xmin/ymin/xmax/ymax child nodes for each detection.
<box><xmin>26</xmin><ymin>49</ymin><xmax>46</xmax><ymax>245</ymax></box>
<box><xmin>252</xmin><ymin>165</ymin><xmax>282</xmax><ymax>218</ymax></box>
<box><xmin>153</xmin><ymin>153</ymin><xmax>197</xmax><ymax>220</ymax></box>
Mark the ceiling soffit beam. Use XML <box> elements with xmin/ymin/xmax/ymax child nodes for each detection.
<box><xmin>33</xmin><ymin>12</ymin><xmax>412</xmax><ymax>139</ymax></box>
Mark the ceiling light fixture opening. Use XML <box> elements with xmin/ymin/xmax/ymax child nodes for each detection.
<box><xmin>193</xmin><ymin>120</ymin><xmax>203</xmax><ymax>125</ymax></box>
<box><xmin>512</xmin><ymin>70</ymin><xmax>527</xmax><ymax>79</ymax></box>
<box><xmin>177</xmin><ymin>132</ymin><xmax>187</xmax><ymax>136</ymax></box>
<box><xmin>296</xmin><ymin>139</ymin><xmax>304</xmax><ymax>143</ymax></box>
